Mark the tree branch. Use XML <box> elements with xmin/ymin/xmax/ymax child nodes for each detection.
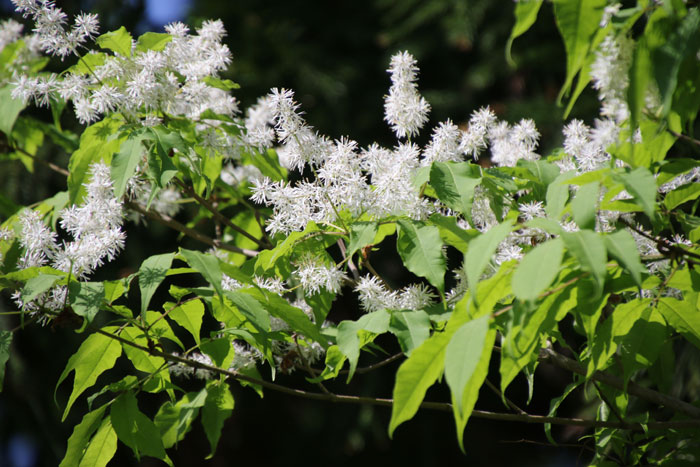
<box><xmin>126</xmin><ymin>201</ymin><xmax>258</xmax><ymax>257</ymax></box>
<box><xmin>173</xmin><ymin>178</ymin><xmax>269</xmax><ymax>248</ymax></box>
<box><xmin>95</xmin><ymin>327</ymin><xmax>700</xmax><ymax>432</ymax></box>
<box><xmin>538</xmin><ymin>347</ymin><xmax>700</xmax><ymax>420</ymax></box>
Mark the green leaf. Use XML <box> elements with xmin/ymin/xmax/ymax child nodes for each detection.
<box><xmin>616</xmin><ymin>167</ymin><xmax>657</xmax><ymax>220</ymax></box>
<box><xmin>500</xmin><ymin>284</ymin><xmax>577</xmax><ymax>394</ymax></box>
<box><xmin>430</xmin><ymin>162</ymin><xmax>481</xmax><ymax>224</ymax></box>
<box><xmin>347</xmin><ymin>221</ymin><xmax>378</xmax><ymax>259</ymax></box>
<box><xmin>546</xmin><ymin>171</ymin><xmax>576</xmax><ymax>219</ymax></box>
<box><xmin>21</xmin><ymin>272</ymin><xmax>63</xmax><ymax>304</ymax></box>
<box><xmin>56</xmin><ymin>330</ymin><xmax>122</xmax><ymax>421</ymax></box>
<box><xmin>561</xmin><ymin>230</ymin><xmax>607</xmax><ymax>295</ymax></box>
<box><xmin>96</xmin><ymin>26</ymin><xmax>133</xmax><ymax>57</ymax></box>
<box><xmin>506</xmin><ymin>0</ymin><xmax>543</xmax><ymax>66</ymax></box>
<box><xmin>658</xmin><ymin>297</ymin><xmax>700</xmax><ymax>350</ymax></box>
<box><xmin>78</xmin><ymin>418</ymin><xmax>117</xmax><ymax>467</ymax></box>
<box><xmin>154</xmin><ymin>389</ymin><xmax>207</xmax><ymax>449</ymax></box>
<box><xmin>202</xmin><ymin>381</ymin><xmax>234</xmax><ymax>459</ymax></box>
<box><xmin>553</xmin><ymin>0</ymin><xmax>607</xmax><ymax>102</ymax></box>
<box><xmin>68</xmin><ymin>281</ymin><xmax>105</xmax><ymax>324</ymax></box>
<box><xmin>138</xmin><ymin>253</ymin><xmax>175</xmax><ymax>317</ymax></box>
<box><xmin>111</xmin><ymin>391</ymin><xmax>170</xmax><ymax>463</ymax></box>
<box><xmin>119</xmin><ymin>327</ymin><xmax>171</xmax><ymax>394</ymax></box>
<box><xmin>664</xmin><ymin>183</ymin><xmax>700</xmax><ymax>210</ymax></box>
<box><xmin>0</xmin><ymin>84</ymin><xmax>26</xmax><ymax>135</ymax></box>
<box><xmin>0</xmin><ymin>330</ymin><xmax>12</xmax><ymax>391</ymax></box>
<box><xmin>200</xmin><ymin>338</ymin><xmax>235</xmax><ymax>369</ymax></box>
<box><xmin>464</xmin><ymin>219</ymin><xmax>514</xmax><ymax>302</ymax></box>
<box><xmin>545</xmin><ymin>380</ymin><xmax>582</xmax><ymax>444</ymax></box>
<box><xmin>180</xmin><ymin>248</ymin><xmax>224</xmax><ymax>298</ymax></box>
<box><xmin>388</xmin><ymin>330</ymin><xmax>449</xmax><ymax>437</ymax></box>
<box><xmin>110</xmin><ymin>134</ymin><xmax>145</xmax><ymax>199</ymax></box>
<box><xmin>652</xmin><ymin>9</ymin><xmax>700</xmax><ymax>116</ymax></box>
<box><xmin>396</xmin><ymin>219</ymin><xmax>446</xmax><ymax>292</ymax></box>
<box><xmin>445</xmin><ymin>314</ymin><xmax>490</xmax><ymax>413</ymax></box>
<box><xmin>389</xmin><ymin>309</ymin><xmax>432</xmax><ymax>356</ymax></box>
<box><xmin>60</xmin><ymin>405</ymin><xmax>107</xmax><ymax>467</ymax></box>
<box><xmin>571</xmin><ymin>181</ymin><xmax>600</xmax><ymax>230</ymax></box>
<box><xmin>168</xmin><ymin>299</ymin><xmax>205</xmax><ymax>345</ymax></box>
<box><xmin>604</xmin><ymin>230</ymin><xmax>644</xmax><ymax>288</ymax></box>
<box><xmin>428</xmin><ymin>214</ymin><xmax>478</xmax><ymax>253</ymax></box>
<box><xmin>225</xmin><ymin>291</ymin><xmax>270</xmax><ymax>332</ymax></box>
<box><xmin>512</xmin><ymin>238</ymin><xmax>564</xmax><ymax>301</ymax></box>
<box><xmin>135</xmin><ymin>32</ymin><xmax>172</xmax><ymax>52</ymax></box>
<box><xmin>203</xmin><ymin>76</ymin><xmax>241</xmax><ymax>91</ymax></box>
<box><xmin>451</xmin><ymin>328</ymin><xmax>496</xmax><ymax>452</ymax></box>
<box><xmin>337</xmin><ymin>310</ymin><xmax>391</xmax><ymax>381</ymax></box>
<box><xmin>67</xmin><ymin>117</ymin><xmax>125</xmax><ymax>204</ymax></box>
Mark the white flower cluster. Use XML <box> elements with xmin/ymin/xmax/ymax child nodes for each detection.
<box><xmin>354</xmin><ymin>275</ymin><xmax>436</xmax><ymax>313</ymax></box>
<box><xmin>590</xmin><ymin>34</ymin><xmax>634</xmax><ymax>123</ymax></box>
<box><xmin>11</xmin><ymin>0</ymin><xmax>99</xmax><ymax>59</ymax></box>
<box><xmin>11</xmin><ymin>162</ymin><xmax>125</xmax><ymax>314</ymax></box>
<box><xmin>294</xmin><ymin>253</ymin><xmax>347</xmax><ymax>295</ymax></box>
<box><xmin>10</xmin><ymin>10</ymin><xmax>237</xmax><ymax>126</ymax></box>
<box><xmin>384</xmin><ymin>51</ymin><xmax>431</xmax><ymax>139</ymax></box>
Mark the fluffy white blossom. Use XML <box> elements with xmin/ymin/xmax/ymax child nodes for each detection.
<box><xmin>294</xmin><ymin>253</ymin><xmax>347</xmax><ymax>295</ymax></box>
<box><xmin>591</xmin><ymin>34</ymin><xmax>633</xmax><ymax>123</ymax></box>
<box><xmin>384</xmin><ymin>51</ymin><xmax>431</xmax><ymax>139</ymax></box>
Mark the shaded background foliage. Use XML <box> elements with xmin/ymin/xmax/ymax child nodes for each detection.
<box><xmin>0</xmin><ymin>0</ymin><xmax>610</xmax><ymax>465</ymax></box>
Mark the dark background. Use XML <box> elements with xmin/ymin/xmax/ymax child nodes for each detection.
<box><xmin>0</xmin><ymin>0</ymin><xmax>606</xmax><ymax>465</ymax></box>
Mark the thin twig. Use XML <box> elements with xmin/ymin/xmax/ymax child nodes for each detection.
<box><xmin>484</xmin><ymin>379</ymin><xmax>527</xmax><ymax>415</ymax></box>
<box><xmin>95</xmin><ymin>327</ymin><xmax>700</xmax><ymax>431</ymax></box>
<box><xmin>173</xmin><ymin>179</ymin><xmax>268</xmax><ymax>248</ymax></box>
<box><xmin>126</xmin><ymin>201</ymin><xmax>258</xmax><ymax>257</ymax></box>
<box><xmin>669</xmin><ymin>129</ymin><xmax>700</xmax><ymax>147</ymax></box>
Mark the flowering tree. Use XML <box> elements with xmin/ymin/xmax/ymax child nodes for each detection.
<box><xmin>1</xmin><ymin>0</ymin><xmax>700</xmax><ymax>465</ymax></box>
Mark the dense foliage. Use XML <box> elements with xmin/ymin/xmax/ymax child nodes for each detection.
<box><xmin>1</xmin><ymin>0</ymin><xmax>700</xmax><ymax>465</ymax></box>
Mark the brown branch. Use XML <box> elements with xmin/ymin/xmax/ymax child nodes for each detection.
<box><xmin>95</xmin><ymin>327</ymin><xmax>700</xmax><ymax>431</ymax></box>
<box><xmin>126</xmin><ymin>201</ymin><xmax>258</xmax><ymax>257</ymax></box>
<box><xmin>173</xmin><ymin>178</ymin><xmax>268</xmax><ymax>248</ymax></box>
<box><xmin>4</xmin><ymin>143</ymin><xmax>70</xmax><ymax>177</ymax></box>
<box><xmin>669</xmin><ymin>129</ymin><xmax>700</xmax><ymax>147</ymax></box>
<box><xmin>539</xmin><ymin>347</ymin><xmax>700</xmax><ymax>420</ymax></box>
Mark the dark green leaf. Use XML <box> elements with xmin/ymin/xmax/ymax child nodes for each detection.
<box><xmin>68</xmin><ymin>281</ymin><xmax>105</xmax><ymax>324</ymax></box>
<box><xmin>0</xmin><ymin>330</ymin><xmax>12</xmax><ymax>391</ymax></box>
<box><xmin>111</xmin><ymin>391</ymin><xmax>170</xmax><ymax>462</ymax></box>
<box><xmin>180</xmin><ymin>248</ymin><xmax>224</xmax><ymax>298</ymax></box>
<box><xmin>202</xmin><ymin>381</ymin><xmax>234</xmax><ymax>458</ymax></box>
<box><xmin>604</xmin><ymin>230</ymin><xmax>644</xmax><ymax>288</ymax></box>
<box><xmin>430</xmin><ymin>162</ymin><xmax>481</xmax><ymax>224</ymax></box>
<box><xmin>616</xmin><ymin>167</ymin><xmax>657</xmax><ymax>220</ymax></box>
<box><xmin>347</xmin><ymin>221</ymin><xmax>378</xmax><ymax>259</ymax></box>
<box><xmin>110</xmin><ymin>134</ymin><xmax>145</xmax><ymax>199</ymax></box>
<box><xmin>389</xmin><ymin>309</ymin><xmax>432</xmax><ymax>356</ymax></box>
<box><xmin>138</xmin><ymin>253</ymin><xmax>175</xmax><ymax>317</ymax></box>
<box><xmin>561</xmin><ymin>230</ymin><xmax>607</xmax><ymax>295</ymax></box>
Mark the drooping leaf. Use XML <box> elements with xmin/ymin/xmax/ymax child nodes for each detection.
<box><xmin>553</xmin><ymin>0</ymin><xmax>607</xmax><ymax>102</ymax></box>
<box><xmin>546</xmin><ymin>171</ymin><xmax>576</xmax><ymax>219</ymax></box>
<box><xmin>428</xmin><ymin>214</ymin><xmax>478</xmax><ymax>253</ymax></box>
<box><xmin>561</xmin><ymin>230</ymin><xmax>607</xmax><ymax>295</ymax></box>
<box><xmin>56</xmin><ymin>330</ymin><xmax>122</xmax><ymax>421</ymax></box>
<box><xmin>604</xmin><ymin>230</ymin><xmax>645</xmax><ymax>288</ymax></box>
<box><xmin>154</xmin><ymin>389</ymin><xmax>207</xmax><ymax>449</ymax></box>
<box><xmin>616</xmin><ymin>167</ymin><xmax>657</xmax><ymax>220</ymax></box>
<box><xmin>118</xmin><ymin>327</ymin><xmax>172</xmax><ymax>394</ymax></box>
<box><xmin>512</xmin><ymin>237</ymin><xmax>564</xmax><ymax>301</ymax></box>
<box><xmin>168</xmin><ymin>299</ymin><xmax>205</xmax><ymax>345</ymax></box>
<box><xmin>78</xmin><ymin>418</ymin><xmax>117</xmax><ymax>467</ymax></box>
<box><xmin>110</xmin><ymin>134</ymin><xmax>145</xmax><ymax>199</ymax></box>
<box><xmin>396</xmin><ymin>219</ymin><xmax>446</xmax><ymax>293</ymax></box>
<box><xmin>110</xmin><ymin>391</ymin><xmax>170</xmax><ymax>463</ymax></box>
<box><xmin>20</xmin><ymin>272</ymin><xmax>63</xmax><ymax>304</ymax></box>
<box><xmin>464</xmin><ymin>219</ymin><xmax>514</xmax><ymax>302</ymax></box>
<box><xmin>60</xmin><ymin>405</ymin><xmax>107</xmax><ymax>467</ymax></box>
<box><xmin>444</xmin><ymin>314</ymin><xmax>490</xmax><ymax>413</ymax></box>
<box><xmin>571</xmin><ymin>181</ymin><xmax>600</xmax><ymax>230</ymax></box>
<box><xmin>388</xmin><ymin>330</ymin><xmax>449</xmax><ymax>438</ymax></box>
<box><xmin>138</xmin><ymin>253</ymin><xmax>175</xmax><ymax>317</ymax></box>
<box><xmin>201</xmin><ymin>381</ymin><xmax>234</xmax><ymax>458</ymax></box>
<box><xmin>225</xmin><ymin>291</ymin><xmax>270</xmax><ymax>333</ymax></box>
<box><xmin>506</xmin><ymin>0</ymin><xmax>543</xmax><ymax>66</ymax></box>
<box><xmin>664</xmin><ymin>183</ymin><xmax>700</xmax><ymax>210</ymax></box>
<box><xmin>658</xmin><ymin>296</ymin><xmax>700</xmax><ymax>350</ymax></box>
<box><xmin>0</xmin><ymin>330</ymin><xmax>12</xmax><ymax>391</ymax></box>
